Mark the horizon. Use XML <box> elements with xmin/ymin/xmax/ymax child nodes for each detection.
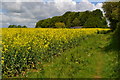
<box><xmin>0</xmin><ymin>0</ymin><xmax>116</xmax><ymax>28</ymax></box>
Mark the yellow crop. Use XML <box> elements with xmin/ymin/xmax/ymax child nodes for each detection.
<box><xmin>1</xmin><ymin>28</ymin><xmax>110</xmax><ymax>76</ymax></box>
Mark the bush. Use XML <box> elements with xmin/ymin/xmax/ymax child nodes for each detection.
<box><xmin>114</xmin><ymin>22</ymin><xmax>120</xmax><ymax>44</ymax></box>
<box><xmin>55</xmin><ymin>22</ymin><xmax>66</xmax><ymax>28</ymax></box>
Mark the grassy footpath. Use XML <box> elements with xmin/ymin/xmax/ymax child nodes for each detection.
<box><xmin>16</xmin><ymin>33</ymin><xmax>118</xmax><ymax>78</ymax></box>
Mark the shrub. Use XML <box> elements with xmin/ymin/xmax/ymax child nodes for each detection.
<box><xmin>55</xmin><ymin>22</ymin><xmax>66</xmax><ymax>28</ymax></box>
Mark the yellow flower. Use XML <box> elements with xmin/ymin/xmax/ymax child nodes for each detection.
<box><xmin>2</xmin><ymin>60</ymin><xmax>4</xmax><ymax>64</ymax></box>
<box><xmin>2</xmin><ymin>57</ymin><xmax>4</xmax><ymax>59</ymax></box>
<box><xmin>27</xmin><ymin>47</ymin><xmax>31</xmax><ymax>50</ymax></box>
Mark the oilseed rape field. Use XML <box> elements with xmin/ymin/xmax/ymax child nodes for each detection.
<box><xmin>0</xmin><ymin>28</ymin><xmax>2</xmax><ymax>79</ymax></box>
<box><xmin>1</xmin><ymin>28</ymin><xmax>111</xmax><ymax>78</ymax></box>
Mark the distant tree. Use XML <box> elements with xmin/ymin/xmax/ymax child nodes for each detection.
<box><xmin>36</xmin><ymin>20</ymin><xmax>44</xmax><ymax>28</ymax></box>
<box><xmin>55</xmin><ymin>22</ymin><xmax>66</xmax><ymax>28</ymax></box>
<box><xmin>8</xmin><ymin>25</ymin><xmax>27</xmax><ymax>28</ymax></box>
<box><xmin>35</xmin><ymin>9</ymin><xmax>107</xmax><ymax>28</ymax></box>
<box><xmin>8</xmin><ymin>25</ymin><xmax>17</xmax><ymax>28</ymax></box>
<box><xmin>17</xmin><ymin>25</ymin><xmax>21</xmax><ymax>28</ymax></box>
<box><xmin>79</xmin><ymin>11</ymin><xmax>90</xmax><ymax>26</ymax></box>
<box><xmin>63</xmin><ymin>11</ymin><xmax>71</xmax><ymax>17</ymax></box>
<box><xmin>23</xmin><ymin>25</ymin><xmax>27</xmax><ymax>28</ymax></box>
<box><xmin>72</xmin><ymin>18</ymin><xmax>81</xmax><ymax>26</ymax></box>
<box><xmin>40</xmin><ymin>19</ymin><xmax>50</xmax><ymax>28</ymax></box>
<box><xmin>92</xmin><ymin>9</ymin><xmax>103</xmax><ymax>17</ymax></box>
<box><xmin>65</xmin><ymin>18</ymin><xmax>72</xmax><ymax>28</ymax></box>
<box><xmin>8</xmin><ymin>25</ymin><xmax>13</xmax><ymax>28</ymax></box>
<box><xmin>84</xmin><ymin>17</ymin><xmax>106</xmax><ymax>28</ymax></box>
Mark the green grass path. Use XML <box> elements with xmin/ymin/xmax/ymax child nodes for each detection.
<box><xmin>71</xmin><ymin>34</ymin><xmax>108</xmax><ymax>78</ymax></box>
<box><xmin>18</xmin><ymin>34</ymin><xmax>117</xmax><ymax>78</ymax></box>
<box><xmin>94</xmin><ymin>49</ymin><xmax>104</xmax><ymax>78</ymax></box>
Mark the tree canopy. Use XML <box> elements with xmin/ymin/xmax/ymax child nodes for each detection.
<box><xmin>35</xmin><ymin>9</ymin><xmax>107</xmax><ymax>28</ymax></box>
<box><xmin>102</xmin><ymin>2</ymin><xmax>119</xmax><ymax>30</ymax></box>
<box><xmin>103</xmin><ymin>1</ymin><xmax>120</xmax><ymax>49</ymax></box>
<box><xmin>8</xmin><ymin>25</ymin><xmax>27</xmax><ymax>28</ymax></box>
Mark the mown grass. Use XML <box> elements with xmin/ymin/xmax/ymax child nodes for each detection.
<box><xmin>15</xmin><ymin>33</ymin><xmax>119</xmax><ymax>78</ymax></box>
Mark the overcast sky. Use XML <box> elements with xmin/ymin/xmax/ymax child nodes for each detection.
<box><xmin>0</xmin><ymin>0</ymin><xmax>105</xmax><ymax>28</ymax></box>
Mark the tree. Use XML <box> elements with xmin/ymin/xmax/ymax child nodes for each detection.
<box><xmin>23</xmin><ymin>25</ymin><xmax>27</xmax><ymax>28</ymax></box>
<box><xmin>72</xmin><ymin>18</ymin><xmax>81</xmax><ymax>26</ymax></box>
<box><xmin>63</xmin><ymin>11</ymin><xmax>71</xmax><ymax>17</ymax></box>
<box><xmin>8</xmin><ymin>25</ymin><xmax>17</xmax><ymax>28</ymax></box>
<box><xmin>84</xmin><ymin>17</ymin><xmax>106</xmax><ymax>28</ymax></box>
<box><xmin>36</xmin><ymin>20</ymin><xmax>44</xmax><ymax>28</ymax></box>
<box><xmin>102</xmin><ymin>2</ymin><xmax>119</xmax><ymax>30</ymax></box>
<box><xmin>79</xmin><ymin>11</ymin><xmax>90</xmax><ymax>26</ymax></box>
<box><xmin>8</xmin><ymin>25</ymin><xmax>27</xmax><ymax>28</ymax></box>
<box><xmin>103</xmin><ymin>1</ymin><xmax>120</xmax><ymax>49</ymax></box>
<box><xmin>55</xmin><ymin>22</ymin><xmax>66</xmax><ymax>28</ymax></box>
<box><xmin>8</xmin><ymin>25</ymin><xmax>14</xmax><ymax>28</ymax></box>
<box><xmin>18</xmin><ymin>25</ymin><xmax>22</xmax><ymax>28</ymax></box>
<box><xmin>35</xmin><ymin>9</ymin><xmax>107</xmax><ymax>28</ymax></box>
<box><xmin>92</xmin><ymin>9</ymin><xmax>103</xmax><ymax>17</ymax></box>
<box><xmin>65</xmin><ymin>18</ymin><xmax>72</xmax><ymax>28</ymax></box>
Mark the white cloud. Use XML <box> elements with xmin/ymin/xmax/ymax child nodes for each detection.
<box><xmin>2</xmin><ymin>0</ymin><xmax>44</xmax><ymax>2</ymax></box>
<box><xmin>54</xmin><ymin>0</ymin><xmax>76</xmax><ymax>12</ymax></box>
<box><xmin>96</xmin><ymin>3</ymin><xmax>103</xmax><ymax>9</ymax></box>
<box><xmin>1</xmin><ymin>0</ymin><xmax>104</xmax><ymax>28</ymax></box>
<box><xmin>81</xmin><ymin>0</ymin><xmax>89</xmax><ymax>3</ymax></box>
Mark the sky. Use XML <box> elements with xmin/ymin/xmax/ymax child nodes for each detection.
<box><xmin>75</xmin><ymin>0</ymin><xmax>106</xmax><ymax>2</ymax></box>
<box><xmin>0</xmin><ymin>0</ymin><xmax>107</xmax><ymax>28</ymax></box>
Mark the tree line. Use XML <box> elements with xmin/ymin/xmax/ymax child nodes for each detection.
<box><xmin>35</xmin><ymin>9</ymin><xmax>108</xmax><ymax>28</ymax></box>
<box><xmin>103</xmin><ymin>1</ymin><xmax>120</xmax><ymax>31</ymax></box>
<box><xmin>103</xmin><ymin>1</ymin><xmax>120</xmax><ymax>44</ymax></box>
<box><xmin>103</xmin><ymin>1</ymin><xmax>120</xmax><ymax>78</ymax></box>
<box><xmin>8</xmin><ymin>25</ymin><xmax>27</xmax><ymax>28</ymax></box>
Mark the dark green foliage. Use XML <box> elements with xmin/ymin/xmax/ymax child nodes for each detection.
<box><xmin>92</xmin><ymin>9</ymin><xmax>103</xmax><ymax>17</ymax></box>
<box><xmin>84</xmin><ymin>17</ymin><xmax>103</xmax><ymax>28</ymax></box>
<box><xmin>65</xmin><ymin>18</ymin><xmax>72</xmax><ymax>28</ymax></box>
<box><xmin>55</xmin><ymin>22</ymin><xmax>65</xmax><ymax>28</ymax></box>
<box><xmin>79</xmin><ymin>12</ymin><xmax>89</xmax><ymax>26</ymax></box>
<box><xmin>103</xmin><ymin>1</ymin><xmax>120</xmax><ymax>43</ymax></box>
<box><xmin>103</xmin><ymin>2</ymin><xmax>119</xmax><ymax>30</ymax></box>
<box><xmin>97</xmin><ymin>29</ymin><xmax>112</xmax><ymax>34</ymax></box>
<box><xmin>35</xmin><ymin>9</ymin><xmax>107</xmax><ymax>28</ymax></box>
<box><xmin>72</xmin><ymin>18</ymin><xmax>81</xmax><ymax>26</ymax></box>
<box><xmin>8</xmin><ymin>25</ymin><xmax>27</xmax><ymax>28</ymax></box>
<box><xmin>8</xmin><ymin>25</ymin><xmax>17</xmax><ymax>28</ymax></box>
<box><xmin>22</xmin><ymin>25</ymin><xmax>27</xmax><ymax>28</ymax></box>
<box><xmin>113</xmin><ymin>22</ymin><xmax>120</xmax><ymax>48</ymax></box>
<box><xmin>103</xmin><ymin>1</ymin><xmax>120</xmax><ymax>78</ymax></box>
